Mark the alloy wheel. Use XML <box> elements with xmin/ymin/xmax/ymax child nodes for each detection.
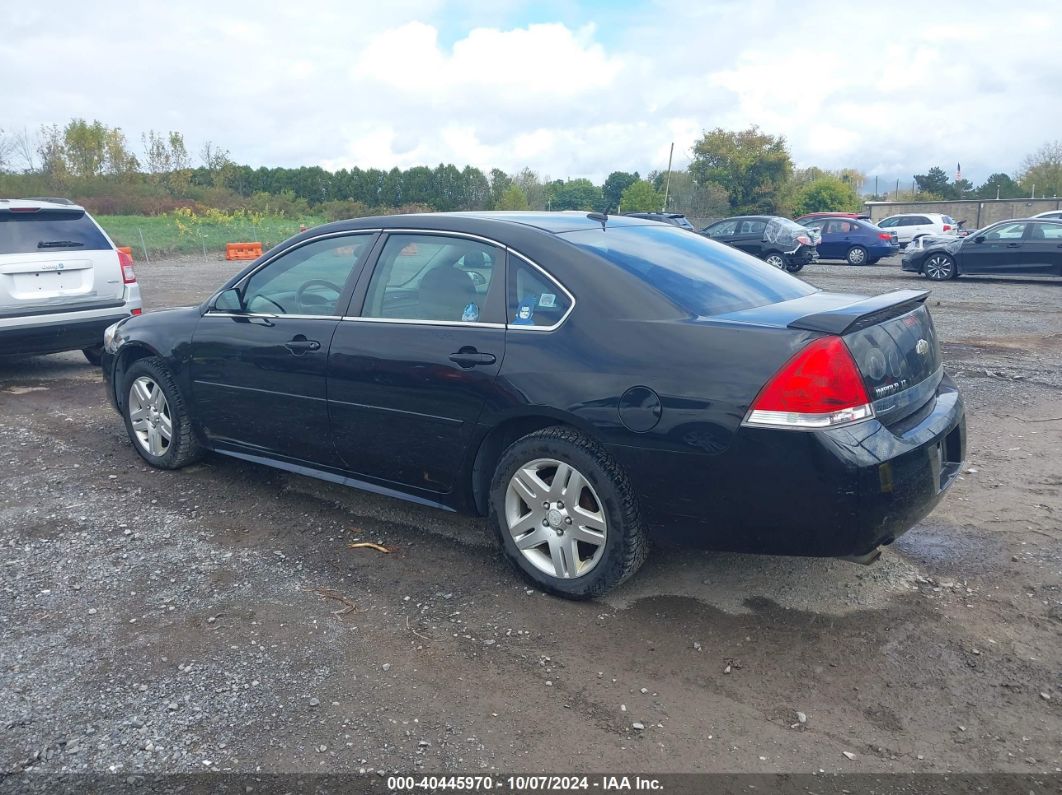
<box><xmin>504</xmin><ymin>458</ymin><xmax>607</xmax><ymax>579</ymax></box>
<box><xmin>764</xmin><ymin>254</ymin><xmax>786</xmax><ymax>269</ymax></box>
<box><xmin>128</xmin><ymin>376</ymin><xmax>173</xmax><ymax>457</ymax></box>
<box><xmin>924</xmin><ymin>254</ymin><xmax>954</xmax><ymax>280</ymax></box>
<box><xmin>847</xmin><ymin>246</ymin><xmax>867</xmax><ymax>265</ymax></box>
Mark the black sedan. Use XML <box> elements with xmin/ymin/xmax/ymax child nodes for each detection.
<box><xmin>101</xmin><ymin>212</ymin><xmax>965</xmax><ymax>598</ymax></box>
<box><xmin>902</xmin><ymin>218</ymin><xmax>1062</xmax><ymax>280</ymax></box>
<box><xmin>700</xmin><ymin>215</ymin><xmax>818</xmax><ymax>272</ymax></box>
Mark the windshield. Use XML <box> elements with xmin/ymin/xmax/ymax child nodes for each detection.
<box><xmin>560</xmin><ymin>224</ymin><xmax>816</xmax><ymax>316</ymax></box>
<box><xmin>0</xmin><ymin>210</ymin><xmax>110</xmax><ymax>255</ymax></box>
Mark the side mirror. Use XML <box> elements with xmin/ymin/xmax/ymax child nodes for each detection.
<box><xmin>973</xmin><ymin>235</ymin><xmax>985</xmax><ymax>244</ymax></box>
<box><xmin>213</xmin><ymin>287</ymin><xmax>244</xmax><ymax>312</ymax></box>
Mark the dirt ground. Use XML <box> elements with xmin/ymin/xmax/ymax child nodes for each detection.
<box><xmin>1</xmin><ymin>253</ymin><xmax>1060</xmax><ymax>777</ymax></box>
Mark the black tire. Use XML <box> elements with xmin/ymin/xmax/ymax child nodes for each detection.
<box><xmin>488</xmin><ymin>425</ymin><xmax>648</xmax><ymax>599</ymax></box>
<box><xmin>923</xmin><ymin>252</ymin><xmax>957</xmax><ymax>281</ymax></box>
<box><xmin>121</xmin><ymin>356</ymin><xmax>203</xmax><ymax>469</ymax></box>
<box><xmin>82</xmin><ymin>345</ymin><xmax>103</xmax><ymax>366</ymax></box>
<box><xmin>867</xmin><ymin>257</ymin><xmax>881</xmax><ymax>265</ymax></box>
<box><xmin>785</xmin><ymin>261</ymin><xmax>805</xmax><ymax>273</ymax></box>
<box><xmin>846</xmin><ymin>246</ymin><xmax>868</xmax><ymax>266</ymax></box>
<box><xmin>763</xmin><ymin>252</ymin><xmax>787</xmax><ymax>270</ymax></box>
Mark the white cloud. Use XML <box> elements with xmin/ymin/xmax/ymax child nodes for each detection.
<box><xmin>1</xmin><ymin>0</ymin><xmax>1060</xmax><ymax>186</ymax></box>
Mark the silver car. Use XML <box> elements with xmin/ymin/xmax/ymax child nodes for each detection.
<box><xmin>0</xmin><ymin>198</ymin><xmax>142</xmax><ymax>364</ymax></box>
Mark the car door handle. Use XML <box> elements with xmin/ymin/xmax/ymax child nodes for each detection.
<box><xmin>449</xmin><ymin>349</ymin><xmax>496</xmax><ymax>368</ymax></box>
<box><xmin>1006</xmin><ymin>242</ymin><xmax>1021</xmax><ymax>248</ymax></box>
<box><xmin>284</xmin><ymin>336</ymin><xmax>321</xmax><ymax>354</ymax></box>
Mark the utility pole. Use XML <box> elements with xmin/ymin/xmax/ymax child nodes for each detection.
<box><xmin>661</xmin><ymin>142</ymin><xmax>674</xmax><ymax>213</ymax></box>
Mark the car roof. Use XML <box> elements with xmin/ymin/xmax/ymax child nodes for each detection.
<box><xmin>0</xmin><ymin>197</ymin><xmax>86</xmax><ymax>212</ymax></box>
<box><xmin>310</xmin><ymin>211</ymin><xmax>659</xmax><ymax>237</ymax></box>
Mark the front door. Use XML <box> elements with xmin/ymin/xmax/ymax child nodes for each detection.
<box><xmin>327</xmin><ymin>232</ymin><xmax>506</xmax><ymax>494</ymax></box>
<box><xmin>190</xmin><ymin>232</ymin><xmax>377</xmax><ymax>465</ymax></box>
<box><xmin>960</xmin><ymin>221</ymin><xmax>1026</xmax><ymax>275</ymax></box>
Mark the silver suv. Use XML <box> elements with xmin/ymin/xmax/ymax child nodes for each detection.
<box><xmin>0</xmin><ymin>198</ymin><xmax>142</xmax><ymax>364</ymax></box>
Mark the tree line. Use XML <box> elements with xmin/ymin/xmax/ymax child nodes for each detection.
<box><xmin>1</xmin><ymin>120</ymin><xmax>1059</xmax><ymax>221</ymax></box>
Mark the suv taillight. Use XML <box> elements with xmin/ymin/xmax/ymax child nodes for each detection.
<box><xmin>942</xmin><ymin>224</ymin><xmax>952</xmax><ymax>232</ymax></box>
<box><xmin>743</xmin><ymin>336</ymin><xmax>873</xmax><ymax>430</ymax></box>
<box><xmin>118</xmin><ymin>250</ymin><xmax>136</xmax><ymax>284</ymax></box>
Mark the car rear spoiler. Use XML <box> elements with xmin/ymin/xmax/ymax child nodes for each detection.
<box><xmin>788</xmin><ymin>290</ymin><xmax>930</xmax><ymax>335</ymax></box>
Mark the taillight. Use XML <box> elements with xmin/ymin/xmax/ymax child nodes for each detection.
<box><xmin>796</xmin><ymin>234</ymin><xmax>812</xmax><ymax>246</ymax></box>
<box><xmin>131</xmin><ymin>308</ymin><xmax>142</xmax><ymax>316</ymax></box>
<box><xmin>879</xmin><ymin>232</ymin><xmax>892</xmax><ymax>240</ymax></box>
<box><xmin>10</xmin><ymin>207</ymin><xmax>40</xmax><ymax>213</ymax></box>
<box><xmin>743</xmin><ymin>336</ymin><xmax>874</xmax><ymax>430</ymax></box>
<box><xmin>942</xmin><ymin>224</ymin><xmax>951</xmax><ymax>231</ymax></box>
<box><xmin>118</xmin><ymin>249</ymin><xmax>136</xmax><ymax>284</ymax></box>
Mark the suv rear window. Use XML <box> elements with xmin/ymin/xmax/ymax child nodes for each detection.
<box><xmin>560</xmin><ymin>224</ymin><xmax>815</xmax><ymax>316</ymax></box>
<box><xmin>0</xmin><ymin>209</ymin><xmax>110</xmax><ymax>255</ymax></box>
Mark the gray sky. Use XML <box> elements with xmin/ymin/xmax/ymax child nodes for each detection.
<box><xmin>3</xmin><ymin>0</ymin><xmax>1060</xmax><ymax>187</ymax></box>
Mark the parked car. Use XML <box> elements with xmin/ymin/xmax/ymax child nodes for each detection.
<box><xmin>902</xmin><ymin>218</ymin><xmax>1062</xmax><ymax>280</ymax></box>
<box><xmin>876</xmin><ymin>213</ymin><xmax>959</xmax><ymax>247</ymax></box>
<box><xmin>794</xmin><ymin>211</ymin><xmax>870</xmax><ymax>224</ymax></box>
<box><xmin>700</xmin><ymin>215</ymin><xmax>818</xmax><ymax>272</ymax></box>
<box><xmin>621</xmin><ymin>211</ymin><xmax>696</xmax><ymax>231</ymax></box>
<box><xmin>101</xmin><ymin>212</ymin><xmax>965</xmax><ymax>598</ymax></box>
<box><xmin>799</xmin><ymin>217</ymin><xmax>899</xmax><ymax>265</ymax></box>
<box><xmin>1</xmin><ymin>198</ymin><xmax>141</xmax><ymax>363</ymax></box>
<box><xmin>1032</xmin><ymin>210</ymin><xmax>1062</xmax><ymax>221</ymax></box>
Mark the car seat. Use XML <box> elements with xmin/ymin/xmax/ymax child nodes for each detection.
<box><xmin>418</xmin><ymin>267</ymin><xmax>476</xmax><ymax>321</ymax></box>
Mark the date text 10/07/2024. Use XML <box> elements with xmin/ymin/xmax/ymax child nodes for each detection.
<box><xmin>386</xmin><ymin>775</ymin><xmax>664</xmax><ymax>792</ymax></box>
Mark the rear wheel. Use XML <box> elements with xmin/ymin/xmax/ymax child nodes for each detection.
<box><xmin>867</xmin><ymin>257</ymin><xmax>881</xmax><ymax>265</ymax></box>
<box><xmin>121</xmin><ymin>357</ymin><xmax>202</xmax><ymax>469</ymax></box>
<box><xmin>846</xmin><ymin>246</ymin><xmax>868</xmax><ymax>266</ymax></box>
<box><xmin>923</xmin><ymin>253</ymin><xmax>957</xmax><ymax>281</ymax></box>
<box><xmin>763</xmin><ymin>252</ymin><xmax>787</xmax><ymax>269</ymax></box>
<box><xmin>489</xmin><ymin>426</ymin><xmax>648</xmax><ymax>599</ymax></box>
<box><xmin>785</xmin><ymin>261</ymin><xmax>805</xmax><ymax>273</ymax></box>
<box><xmin>82</xmin><ymin>345</ymin><xmax>103</xmax><ymax>366</ymax></box>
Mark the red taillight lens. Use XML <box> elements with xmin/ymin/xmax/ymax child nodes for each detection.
<box><xmin>10</xmin><ymin>207</ymin><xmax>40</xmax><ymax>213</ymax></box>
<box><xmin>942</xmin><ymin>224</ymin><xmax>951</xmax><ymax>231</ymax></box>
<box><xmin>879</xmin><ymin>232</ymin><xmax>892</xmax><ymax>240</ymax></box>
<box><xmin>743</xmin><ymin>336</ymin><xmax>873</xmax><ymax>430</ymax></box>
<box><xmin>118</xmin><ymin>250</ymin><xmax>136</xmax><ymax>284</ymax></box>
<box><xmin>131</xmin><ymin>308</ymin><xmax>142</xmax><ymax>316</ymax></box>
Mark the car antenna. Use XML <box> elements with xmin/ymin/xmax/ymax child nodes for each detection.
<box><xmin>587</xmin><ymin>205</ymin><xmax>612</xmax><ymax>229</ymax></box>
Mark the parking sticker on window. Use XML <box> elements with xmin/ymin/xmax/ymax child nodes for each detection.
<box><xmin>462</xmin><ymin>302</ymin><xmax>480</xmax><ymax>322</ymax></box>
<box><xmin>539</xmin><ymin>293</ymin><xmax>557</xmax><ymax>308</ymax></box>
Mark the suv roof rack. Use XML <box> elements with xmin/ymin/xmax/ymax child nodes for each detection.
<box><xmin>21</xmin><ymin>197</ymin><xmax>77</xmax><ymax>205</ymax></box>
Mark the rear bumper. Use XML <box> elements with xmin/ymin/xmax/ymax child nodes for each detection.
<box><xmin>0</xmin><ymin>311</ymin><xmax>133</xmax><ymax>357</ymax></box>
<box><xmin>786</xmin><ymin>246</ymin><xmax>817</xmax><ymax>266</ymax></box>
<box><xmin>868</xmin><ymin>243</ymin><xmax>900</xmax><ymax>258</ymax></box>
<box><xmin>610</xmin><ymin>373</ymin><xmax>966</xmax><ymax>558</ymax></box>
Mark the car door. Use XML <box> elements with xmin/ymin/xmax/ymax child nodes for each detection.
<box><xmin>326</xmin><ymin>232</ymin><xmax>506</xmax><ymax>494</ymax></box>
<box><xmin>731</xmin><ymin>218</ymin><xmax>768</xmax><ymax>256</ymax></box>
<box><xmin>817</xmin><ymin>219</ymin><xmax>848</xmax><ymax>259</ymax></box>
<box><xmin>959</xmin><ymin>221</ymin><xmax>1026</xmax><ymax>275</ymax></box>
<box><xmin>189</xmin><ymin>232</ymin><xmax>377</xmax><ymax>465</ymax></box>
<box><xmin>1021</xmin><ymin>222</ymin><xmax>1062</xmax><ymax>275</ymax></box>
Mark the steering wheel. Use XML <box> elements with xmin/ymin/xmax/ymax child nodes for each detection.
<box><xmin>296</xmin><ymin>279</ymin><xmax>343</xmax><ymax>313</ymax></box>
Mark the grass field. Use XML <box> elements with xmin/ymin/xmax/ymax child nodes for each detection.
<box><xmin>97</xmin><ymin>211</ymin><xmax>327</xmax><ymax>258</ymax></box>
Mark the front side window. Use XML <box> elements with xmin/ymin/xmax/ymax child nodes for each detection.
<box><xmin>984</xmin><ymin>222</ymin><xmax>1026</xmax><ymax>240</ymax></box>
<box><xmin>705</xmin><ymin>220</ymin><xmax>737</xmax><ymax>236</ymax></box>
<box><xmin>241</xmin><ymin>234</ymin><xmax>374</xmax><ymax>315</ymax></box>
<box><xmin>508</xmin><ymin>258</ymin><xmax>572</xmax><ymax>328</ymax></box>
<box><xmin>362</xmin><ymin>234</ymin><xmax>501</xmax><ymax>323</ymax></box>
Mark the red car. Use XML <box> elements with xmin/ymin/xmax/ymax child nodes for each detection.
<box><xmin>794</xmin><ymin>211</ymin><xmax>871</xmax><ymax>224</ymax></box>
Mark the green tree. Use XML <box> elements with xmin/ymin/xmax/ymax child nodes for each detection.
<box><xmin>103</xmin><ymin>127</ymin><xmax>138</xmax><ymax>177</ymax></box>
<box><xmin>690</xmin><ymin>126</ymin><xmax>792</xmax><ymax>214</ymax></box>
<box><xmin>619</xmin><ymin>180</ymin><xmax>662</xmax><ymax>212</ymax></box>
<box><xmin>63</xmin><ymin>119</ymin><xmax>107</xmax><ymax>177</ymax></box>
<box><xmin>512</xmin><ymin>168</ymin><xmax>548</xmax><ymax>210</ymax></box>
<box><xmin>975</xmin><ymin>172</ymin><xmax>1022</xmax><ymax>199</ymax></box>
<box><xmin>792</xmin><ymin>175</ymin><xmax>862</xmax><ymax>215</ymax></box>
<box><xmin>602</xmin><ymin>170</ymin><xmax>639</xmax><ymax>210</ymax></box>
<box><xmin>1019</xmin><ymin>140</ymin><xmax>1062</xmax><ymax>197</ymax></box>
<box><xmin>37</xmin><ymin>124</ymin><xmax>68</xmax><ymax>182</ymax></box>
<box><xmin>488</xmin><ymin>168</ymin><xmax>512</xmax><ymax>208</ymax></box>
<box><xmin>658</xmin><ymin>170</ymin><xmax>729</xmax><ymax>220</ymax></box>
<box><xmin>914</xmin><ymin>166</ymin><xmax>951</xmax><ymax>197</ymax></box>
<box><xmin>548</xmin><ymin>178</ymin><xmax>602</xmax><ymax>211</ymax></box>
<box><xmin>495</xmin><ymin>184</ymin><xmax>529</xmax><ymax>210</ymax></box>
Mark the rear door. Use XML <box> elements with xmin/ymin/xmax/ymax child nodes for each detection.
<box><xmin>818</xmin><ymin>219</ymin><xmax>847</xmax><ymax>259</ymax></box>
<box><xmin>959</xmin><ymin>221</ymin><xmax>1026</xmax><ymax>274</ymax></box>
<box><xmin>327</xmin><ymin>232</ymin><xmax>506</xmax><ymax>494</ymax></box>
<box><xmin>189</xmin><ymin>232</ymin><xmax>376</xmax><ymax>466</ymax></box>
<box><xmin>1021</xmin><ymin>222</ymin><xmax>1062</xmax><ymax>275</ymax></box>
<box><xmin>0</xmin><ymin>206</ymin><xmax>122</xmax><ymax>320</ymax></box>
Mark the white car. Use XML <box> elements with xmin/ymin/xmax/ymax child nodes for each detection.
<box><xmin>1032</xmin><ymin>210</ymin><xmax>1062</xmax><ymax>221</ymax></box>
<box><xmin>876</xmin><ymin>213</ymin><xmax>960</xmax><ymax>247</ymax></box>
<box><xmin>1</xmin><ymin>198</ymin><xmax>142</xmax><ymax>364</ymax></box>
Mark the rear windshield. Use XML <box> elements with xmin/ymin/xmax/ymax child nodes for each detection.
<box><xmin>0</xmin><ymin>210</ymin><xmax>110</xmax><ymax>255</ymax></box>
<box><xmin>560</xmin><ymin>224</ymin><xmax>816</xmax><ymax>316</ymax></box>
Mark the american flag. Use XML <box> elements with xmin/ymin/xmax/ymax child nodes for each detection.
<box><xmin>956</xmin><ymin>162</ymin><xmax>962</xmax><ymax>181</ymax></box>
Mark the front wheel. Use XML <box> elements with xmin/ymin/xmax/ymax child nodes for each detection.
<box><xmin>923</xmin><ymin>253</ymin><xmax>957</xmax><ymax>281</ymax></box>
<box><xmin>121</xmin><ymin>356</ymin><xmax>203</xmax><ymax>469</ymax></box>
<box><xmin>763</xmin><ymin>252</ymin><xmax>787</xmax><ymax>269</ymax></box>
<box><xmin>846</xmin><ymin>246</ymin><xmax>868</xmax><ymax>266</ymax></box>
<box><xmin>489</xmin><ymin>426</ymin><xmax>648</xmax><ymax>599</ymax></box>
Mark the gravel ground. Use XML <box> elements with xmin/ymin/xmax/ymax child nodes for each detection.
<box><xmin>1</xmin><ymin>253</ymin><xmax>1060</xmax><ymax>778</ymax></box>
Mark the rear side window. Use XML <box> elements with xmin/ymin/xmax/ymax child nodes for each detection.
<box><xmin>913</xmin><ymin>216</ymin><xmax>932</xmax><ymax>225</ymax></box>
<box><xmin>560</xmin><ymin>224</ymin><xmax>815</xmax><ymax>317</ymax></box>
<box><xmin>508</xmin><ymin>256</ymin><xmax>571</xmax><ymax>328</ymax></box>
<box><xmin>0</xmin><ymin>210</ymin><xmax>110</xmax><ymax>255</ymax></box>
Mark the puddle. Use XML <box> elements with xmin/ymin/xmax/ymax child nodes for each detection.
<box><xmin>892</xmin><ymin>522</ymin><xmax>1009</xmax><ymax>576</ymax></box>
